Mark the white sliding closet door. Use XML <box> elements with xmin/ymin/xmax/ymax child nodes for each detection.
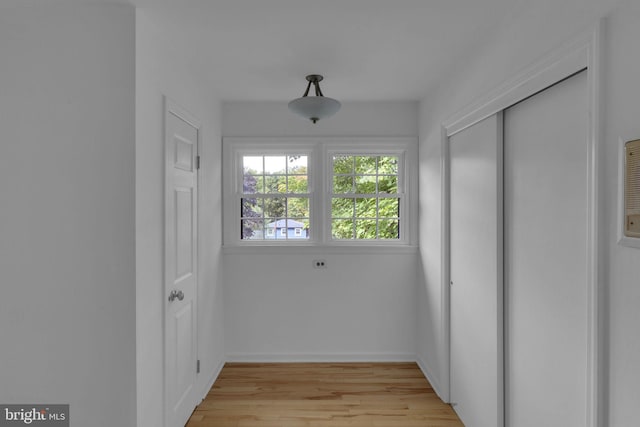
<box><xmin>504</xmin><ymin>70</ymin><xmax>588</xmax><ymax>427</ymax></box>
<box><xmin>450</xmin><ymin>113</ymin><xmax>503</xmax><ymax>427</ymax></box>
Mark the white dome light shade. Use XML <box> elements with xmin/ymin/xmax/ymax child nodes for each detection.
<box><xmin>288</xmin><ymin>74</ymin><xmax>341</xmax><ymax>123</ymax></box>
<box><xmin>288</xmin><ymin>96</ymin><xmax>341</xmax><ymax>123</ymax></box>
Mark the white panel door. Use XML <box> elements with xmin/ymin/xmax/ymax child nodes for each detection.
<box><xmin>449</xmin><ymin>113</ymin><xmax>504</xmax><ymax>427</ymax></box>
<box><xmin>165</xmin><ymin>102</ymin><xmax>199</xmax><ymax>427</ymax></box>
<box><xmin>504</xmin><ymin>71</ymin><xmax>588</xmax><ymax>427</ymax></box>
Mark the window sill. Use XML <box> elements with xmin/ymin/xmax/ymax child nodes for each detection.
<box><xmin>222</xmin><ymin>244</ymin><xmax>418</xmax><ymax>255</ymax></box>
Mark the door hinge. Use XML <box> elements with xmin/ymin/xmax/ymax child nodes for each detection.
<box><xmin>197</xmin><ymin>359</ymin><xmax>200</xmax><ymax>374</ymax></box>
<box><xmin>196</xmin><ymin>155</ymin><xmax>201</xmax><ymax>170</ymax></box>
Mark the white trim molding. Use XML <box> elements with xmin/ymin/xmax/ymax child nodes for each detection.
<box><xmin>441</xmin><ymin>21</ymin><xmax>602</xmax><ymax>427</ymax></box>
<box><xmin>443</xmin><ymin>27</ymin><xmax>595</xmax><ymax>137</ymax></box>
<box><xmin>416</xmin><ymin>355</ymin><xmax>445</xmax><ymax>401</ymax></box>
<box><xmin>198</xmin><ymin>359</ymin><xmax>225</xmax><ymax>403</ymax></box>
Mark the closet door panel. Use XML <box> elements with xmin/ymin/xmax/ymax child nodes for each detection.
<box><xmin>450</xmin><ymin>113</ymin><xmax>503</xmax><ymax>427</ymax></box>
<box><xmin>504</xmin><ymin>71</ymin><xmax>588</xmax><ymax>427</ymax></box>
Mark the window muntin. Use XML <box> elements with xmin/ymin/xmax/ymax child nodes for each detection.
<box><xmin>330</xmin><ymin>155</ymin><xmax>401</xmax><ymax>240</ymax></box>
<box><xmin>240</xmin><ymin>154</ymin><xmax>310</xmax><ymax>240</ymax></box>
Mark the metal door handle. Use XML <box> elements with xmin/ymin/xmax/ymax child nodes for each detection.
<box><xmin>168</xmin><ymin>290</ymin><xmax>185</xmax><ymax>302</ymax></box>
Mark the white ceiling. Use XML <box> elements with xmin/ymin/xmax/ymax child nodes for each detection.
<box><xmin>29</xmin><ymin>0</ymin><xmax>521</xmax><ymax>101</ymax></box>
<box><xmin>131</xmin><ymin>0</ymin><xmax>524</xmax><ymax>102</ymax></box>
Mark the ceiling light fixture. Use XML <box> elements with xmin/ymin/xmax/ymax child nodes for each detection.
<box><xmin>288</xmin><ymin>74</ymin><xmax>341</xmax><ymax>123</ymax></box>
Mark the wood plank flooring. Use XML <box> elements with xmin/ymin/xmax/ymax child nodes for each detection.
<box><xmin>185</xmin><ymin>362</ymin><xmax>463</xmax><ymax>427</ymax></box>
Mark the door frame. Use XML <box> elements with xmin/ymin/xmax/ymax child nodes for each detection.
<box><xmin>441</xmin><ymin>22</ymin><xmax>602</xmax><ymax>427</ymax></box>
<box><xmin>164</xmin><ymin>96</ymin><xmax>201</xmax><ymax>427</ymax></box>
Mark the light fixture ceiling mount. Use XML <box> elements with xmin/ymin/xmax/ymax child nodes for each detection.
<box><xmin>288</xmin><ymin>74</ymin><xmax>341</xmax><ymax>124</ymax></box>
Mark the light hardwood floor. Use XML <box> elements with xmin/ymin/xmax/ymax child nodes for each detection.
<box><xmin>185</xmin><ymin>362</ymin><xmax>463</xmax><ymax>427</ymax></box>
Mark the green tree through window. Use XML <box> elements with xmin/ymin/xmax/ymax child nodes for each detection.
<box><xmin>331</xmin><ymin>155</ymin><xmax>400</xmax><ymax>240</ymax></box>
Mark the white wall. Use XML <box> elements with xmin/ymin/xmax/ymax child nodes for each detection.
<box><xmin>223</xmin><ymin>101</ymin><xmax>419</xmax><ymax>361</ymax></box>
<box><xmin>416</xmin><ymin>0</ymin><xmax>640</xmax><ymax>424</ymax></box>
<box><xmin>602</xmin><ymin>3</ymin><xmax>640</xmax><ymax>424</ymax></box>
<box><xmin>136</xmin><ymin>10</ymin><xmax>225</xmax><ymax>427</ymax></box>
<box><xmin>0</xmin><ymin>4</ymin><xmax>136</xmax><ymax>426</ymax></box>
<box><xmin>223</xmin><ymin>101</ymin><xmax>418</xmax><ymax>137</ymax></box>
<box><xmin>223</xmin><ymin>251</ymin><xmax>418</xmax><ymax>360</ymax></box>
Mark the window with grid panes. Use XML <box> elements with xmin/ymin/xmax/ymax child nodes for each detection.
<box><xmin>240</xmin><ymin>154</ymin><xmax>310</xmax><ymax>241</ymax></box>
<box><xmin>223</xmin><ymin>137</ymin><xmax>415</xmax><ymax>247</ymax></box>
<box><xmin>331</xmin><ymin>154</ymin><xmax>401</xmax><ymax>240</ymax></box>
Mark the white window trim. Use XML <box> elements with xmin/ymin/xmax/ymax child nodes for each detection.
<box><xmin>222</xmin><ymin>137</ymin><xmax>418</xmax><ymax>249</ymax></box>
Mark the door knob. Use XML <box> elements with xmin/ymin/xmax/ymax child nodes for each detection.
<box><xmin>168</xmin><ymin>290</ymin><xmax>185</xmax><ymax>302</ymax></box>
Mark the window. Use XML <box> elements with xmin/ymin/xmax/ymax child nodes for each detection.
<box><xmin>240</xmin><ymin>154</ymin><xmax>310</xmax><ymax>241</ymax></box>
<box><xmin>330</xmin><ymin>154</ymin><xmax>400</xmax><ymax>240</ymax></box>
<box><xmin>223</xmin><ymin>138</ymin><xmax>416</xmax><ymax>247</ymax></box>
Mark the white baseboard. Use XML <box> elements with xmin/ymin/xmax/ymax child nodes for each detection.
<box><xmin>198</xmin><ymin>359</ymin><xmax>225</xmax><ymax>402</ymax></box>
<box><xmin>225</xmin><ymin>352</ymin><xmax>416</xmax><ymax>363</ymax></box>
<box><xmin>416</xmin><ymin>355</ymin><xmax>446</xmax><ymax>401</ymax></box>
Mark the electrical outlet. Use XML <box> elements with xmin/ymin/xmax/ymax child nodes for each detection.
<box><xmin>312</xmin><ymin>259</ymin><xmax>327</xmax><ymax>269</ymax></box>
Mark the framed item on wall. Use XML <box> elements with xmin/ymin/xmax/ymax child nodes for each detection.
<box><xmin>618</xmin><ymin>138</ymin><xmax>640</xmax><ymax>248</ymax></box>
